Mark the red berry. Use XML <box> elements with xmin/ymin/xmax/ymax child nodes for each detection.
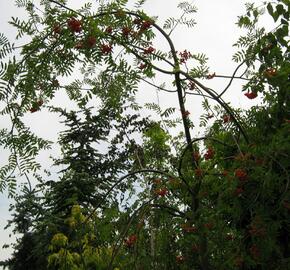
<box><xmin>223</xmin><ymin>115</ymin><xmax>231</xmax><ymax>123</ymax></box>
<box><xmin>179</xmin><ymin>50</ymin><xmax>192</xmax><ymax>64</ymax></box>
<box><xmin>140</xmin><ymin>20</ymin><xmax>152</xmax><ymax>30</ymax></box>
<box><xmin>233</xmin><ymin>187</ymin><xmax>244</xmax><ymax>196</ymax></box>
<box><xmin>153</xmin><ymin>178</ymin><xmax>162</xmax><ymax>185</ymax></box>
<box><xmin>29</xmin><ymin>107</ymin><xmax>38</xmax><ymax>113</ymax></box>
<box><xmin>133</xmin><ymin>18</ymin><xmax>142</xmax><ymax>24</ymax></box>
<box><xmin>181</xmin><ymin>110</ymin><xmax>190</xmax><ymax>117</ymax></box>
<box><xmin>234</xmin><ymin>168</ymin><xmax>247</xmax><ymax>181</ymax></box>
<box><xmin>143</xmin><ymin>46</ymin><xmax>155</xmax><ymax>54</ymax></box>
<box><xmin>138</xmin><ymin>63</ymin><xmax>146</xmax><ymax>70</ymax></box>
<box><xmin>264</xmin><ymin>67</ymin><xmax>277</xmax><ymax>77</ymax></box>
<box><xmin>129</xmin><ymin>234</ymin><xmax>137</xmax><ymax>242</ymax></box>
<box><xmin>124</xmin><ymin>234</ymin><xmax>137</xmax><ymax>247</ymax></box>
<box><xmin>176</xmin><ymin>255</ymin><xmax>185</xmax><ymax>263</ymax></box>
<box><xmin>37</xmin><ymin>99</ymin><xmax>43</xmax><ymax>106</ymax></box>
<box><xmin>105</xmin><ymin>27</ymin><xmax>113</xmax><ymax>34</ymax></box>
<box><xmin>206</xmin><ymin>72</ymin><xmax>215</xmax><ymax>79</ymax></box>
<box><xmin>204</xmin><ymin>147</ymin><xmax>214</xmax><ymax>160</ymax></box>
<box><xmin>188</xmin><ymin>81</ymin><xmax>196</xmax><ymax>90</ymax></box>
<box><xmin>244</xmin><ymin>91</ymin><xmax>257</xmax><ymax>99</ymax></box>
<box><xmin>100</xmin><ymin>44</ymin><xmax>112</xmax><ymax>54</ymax></box>
<box><xmin>222</xmin><ymin>170</ymin><xmax>228</xmax><ymax>177</ymax></box>
<box><xmin>155</xmin><ymin>188</ymin><xmax>168</xmax><ymax>197</ymax></box>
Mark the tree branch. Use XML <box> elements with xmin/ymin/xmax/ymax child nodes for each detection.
<box><xmin>218</xmin><ymin>60</ymin><xmax>247</xmax><ymax>98</ymax></box>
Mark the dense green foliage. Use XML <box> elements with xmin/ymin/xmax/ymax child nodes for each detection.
<box><xmin>0</xmin><ymin>0</ymin><xmax>289</xmax><ymax>269</ymax></box>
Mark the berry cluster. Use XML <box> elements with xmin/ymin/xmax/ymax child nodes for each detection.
<box><xmin>223</xmin><ymin>115</ymin><xmax>231</xmax><ymax>123</ymax></box>
<box><xmin>29</xmin><ymin>99</ymin><xmax>43</xmax><ymax>113</ymax></box>
<box><xmin>67</xmin><ymin>17</ymin><xmax>82</xmax><ymax>33</ymax></box>
<box><xmin>138</xmin><ymin>63</ymin><xmax>146</xmax><ymax>70</ymax></box>
<box><xmin>124</xmin><ymin>234</ymin><xmax>137</xmax><ymax>248</ymax></box>
<box><xmin>181</xmin><ymin>109</ymin><xmax>190</xmax><ymax>117</ymax></box>
<box><xmin>179</xmin><ymin>50</ymin><xmax>192</xmax><ymax>63</ymax></box>
<box><xmin>264</xmin><ymin>67</ymin><xmax>277</xmax><ymax>77</ymax></box>
<box><xmin>122</xmin><ymin>27</ymin><xmax>131</xmax><ymax>37</ymax></box>
<box><xmin>100</xmin><ymin>44</ymin><xmax>113</xmax><ymax>54</ymax></box>
<box><xmin>204</xmin><ymin>147</ymin><xmax>214</xmax><ymax>160</ymax></box>
<box><xmin>154</xmin><ymin>187</ymin><xmax>168</xmax><ymax>197</ymax></box>
<box><xmin>188</xmin><ymin>81</ymin><xmax>196</xmax><ymax>90</ymax></box>
<box><xmin>143</xmin><ymin>46</ymin><xmax>155</xmax><ymax>54</ymax></box>
<box><xmin>234</xmin><ymin>168</ymin><xmax>247</xmax><ymax>181</ymax></box>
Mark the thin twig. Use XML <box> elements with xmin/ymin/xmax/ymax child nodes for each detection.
<box><xmin>218</xmin><ymin>61</ymin><xmax>246</xmax><ymax>98</ymax></box>
<box><xmin>84</xmin><ymin>169</ymin><xmax>178</xmax><ymax>222</ymax></box>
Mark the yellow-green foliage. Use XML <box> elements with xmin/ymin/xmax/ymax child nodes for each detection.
<box><xmin>48</xmin><ymin>205</ymin><xmax>121</xmax><ymax>270</ymax></box>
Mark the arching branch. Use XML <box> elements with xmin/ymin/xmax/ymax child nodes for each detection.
<box><xmin>218</xmin><ymin>60</ymin><xmax>247</xmax><ymax>98</ymax></box>
<box><xmin>180</xmin><ymin>71</ymin><xmax>249</xmax><ymax>143</ymax></box>
<box><xmin>85</xmin><ymin>169</ymin><xmax>192</xmax><ymax>222</ymax></box>
<box><xmin>178</xmin><ymin>136</ymin><xmax>236</xmax><ymax>178</ymax></box>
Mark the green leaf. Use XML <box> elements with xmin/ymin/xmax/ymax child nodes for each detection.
<box><xmin>276</xmin><ymin>4</ymin><xmax>285</xmax><ymax>16</ymax></box>
<box><xmin>267</xmin><ymin>3</ymin><xmax>274</xmax><ymax>17</ymax></box>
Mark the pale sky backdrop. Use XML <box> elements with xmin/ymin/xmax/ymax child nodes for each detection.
<box><xmin>0</xmin><ymin>0</ymin><xmax>272</xmax><ymax>265</ymax></box>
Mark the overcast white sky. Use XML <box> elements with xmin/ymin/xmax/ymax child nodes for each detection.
<box><xmin>0</xmin><ymin>0</ymin><xmax>271</xmax><ymax>264</ymax></box>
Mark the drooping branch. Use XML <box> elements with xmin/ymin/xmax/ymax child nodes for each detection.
<box><xmin>48</xmin><ymin>0</ymin><xmax>84</xmax><ymax>16</ymax></box>
<box><xmin>85</xmin><ymin>168</ymin><xmax>192</xmax><ymax>222</ymax></box>
<box><xmin>180</xmin><ymin>71</ymin><xmax>249</xmax><ymax>143</ymax></box>
<box><xmin>47</xmin><ymin>1</ymin><xmax>249</xmax><ymax>143</ymax></box>
<box><xmin>178</xmin><ymin>136</ymin><xmax>236</xmax><ymax>178</ymax></box>
<box><xmin>118</xmin><ymin>41</ymin><xmax>176</xmax><ymax>75</ymax></box>
<box><xmin>107</xmin><ymin>199</ymin><xmax>153</xmax><ymax>270</ymax></box>
<box><xmin>218</xmin><ymin>60</ymin><xmax>247</xmax><ymax>98</ymax></box>
<box><xmin>129</xmin><ymin>43</ymin><xmax>175</xmax><ymax>68</ymax></box>
<box><xmin>107</xmin><ymin>199</ymin><xmax>187</xmax><ymax>269</ymax></box>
